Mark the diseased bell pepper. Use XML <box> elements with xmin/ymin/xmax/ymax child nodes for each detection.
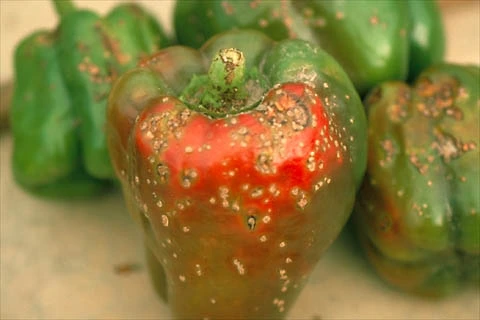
<box><xmin>107</xmin><ymin>30</ymin><xmax>367</xmax><ymax>319</ymax></box>
<box><xmin>10</xmin><ymin>0</ymin><xmax>169</xmax><ymax>197</ymax></box>
<box><xmin>354</xmin><ymin>64</ymin><xmax>480</xmax><ymax>297</ymax></box>
<box><xmin>174</xmin><ymin>0</ymin><xmax>445</xmax><ymax>95</ymax></box>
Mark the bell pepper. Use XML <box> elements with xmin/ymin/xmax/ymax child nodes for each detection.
<box><xmin>10</xmin><ymin>0</ymin><xmax>169</xmax><ymax>197</ymax></box>
<box><xmin>107</xmin><ymin>30</ymin><xmax>367</xmax><ymax>319</ymax></box>
<box><xmin>174</xmin><ymin>0</ymin><xmax>445</xmax><ymax>95</ymax></box>
<box><xmin>354</xmin><ymin>64</ymin><xmax>479</xmax><ymax>297</ymax></box>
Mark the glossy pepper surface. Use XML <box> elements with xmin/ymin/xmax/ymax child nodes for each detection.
<box><xmin>174</xmin><ymin>0</ymin><xmax>445</xmax><ymax>95</ymax></box>
<box><xmin>107</xmin><ymin>30</ymin><xmax>367</xmax><ymax>319</ymax></box>
<box><xmin>355</xmin><ymin>64</ymin><xmax>479</xmax><ymax>297</ymax></box>
<box><xmin>10</xmin><ymin>0</ymin><xmax>169</xmax><ymax>197</ymax></box>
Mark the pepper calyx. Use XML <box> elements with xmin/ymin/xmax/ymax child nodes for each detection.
<box><xmin>180</xmin><ymin>48</ymin><xmax>267</xmax><ymax>118</ymax></box>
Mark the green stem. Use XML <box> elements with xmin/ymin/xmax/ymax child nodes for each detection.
<box><xmin>180</xmin><ymin>48</ymin><xmax>265</xmax><ymax>118</ymax></box>
<box><xmin>198</xmin><ymin>48</ymin><xmax>248</xmax><ymax>114</ymax></box>
<box><xmin>52</xmin><ymin>0</ymin><xmax>76</xmax><ymax>18</ymax></box>
<box><xmin>208</xmin><ymin>48</ymin><xmax>246</xmax><ymax>93</ymax></box>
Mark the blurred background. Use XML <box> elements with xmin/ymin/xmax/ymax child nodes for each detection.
<box><xmin>0</xmin><ymin>1</ymin><xmax>479</xmax><ymax>319</ymax></box>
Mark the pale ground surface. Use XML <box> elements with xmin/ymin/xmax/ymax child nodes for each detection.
<box><xmin>1</xmin><ymin>1</ymin><xmax>479</xmax><ymax>319</ymax></box>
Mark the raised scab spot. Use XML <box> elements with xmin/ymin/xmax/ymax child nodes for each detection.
<box><xmin>251</xmin><ymin>187</ymin><xmax>264</xmax><ymax>198</ymax></box>
<box><xmin>247</xmin><ymin>216</ymin><xmax>256</xmax><ymax>231</ymax></box>
<box><xmin>156</xmin><ymin>163</ymin><xmax>170</xmax><ymax>183</ymax></box>
<box><xmin>268</xmin><ymin>184</ymin><xmax>280</xmax><ymax>197</ymax></box>
<box><xmin>195</xmin><ymin>264</ymin><xmax>202</xmax><ymax>276</ymax></box>
<box><xmin>181</xmin><ymin>168</ymin><xmax>198</xmax><ymax>188</ymax></box>
<box><xmin>233</xmin><ymin>258</ymin><xmax>246</xmax><ymax>275</ymax></box>
<box><xmin>161</xmin><ymin>215</ymin><xmax>169</xmax><ymax>227</ymax></box>
<box><xmin>256</xmin><ymin>153</ymin><xmax>276</xmax><ymax>175</ymax></box>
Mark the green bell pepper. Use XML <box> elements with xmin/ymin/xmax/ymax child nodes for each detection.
<box><xmin>174</xmin><ymin>0</ymin><xmax>445</xmax><ymax>95</ymax></box>
<box><xmin>10</xmin><ymin>0</ymin><xmax>169</xmax><ymax>197</ymax></box>
<box><xmin>355</xmin><ymin>64</ymin><xmax>479</xmax><ymax>297</ymax></box>
<box><xmin>107</xmin><ymin>29</ymin><xmax>367</xmax><ymax>319</ymax></box>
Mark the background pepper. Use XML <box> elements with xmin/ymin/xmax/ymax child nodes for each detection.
<box><xmin>354</xmin><ymin>64</ymin><xmax>479</xmax><ymax>297</ymax></box>
<box><xmin>107</xmin><ymin>30</ymin><xmax>367</xmax><ymax>319</ymax></box>
<box><xmin>10</xmin><ymin>0</ymin><xmax>169</xmax><ymax>197</ymax></box>
<box><xmin>174</xmin><ymin>0</ymin><xmax>445</xmax><ymax>96</ymax></box>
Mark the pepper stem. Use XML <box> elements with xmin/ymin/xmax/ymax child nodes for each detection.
<box><xmin>208</xmin><ymin>48</ymin><xmax>246</xmax><ymax>94</ymax></box>
<box><xmin>180</xmin><ymin>47</ymin><xmax>266</xmax><ymax>118</ymax></box>
<box><xmin>196</xmin><ymin>48</ymin><xmax>248</xmax><ymax>114</ymax></box>
<box><xmin>52</xmin><ymin>0</ymin><xmax>76</xmax><ymax>18</ymax></box>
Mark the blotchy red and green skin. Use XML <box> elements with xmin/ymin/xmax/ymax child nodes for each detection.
<box><xmin>107</xmin><ymin>30</ymin><xmax>367</xmax><ymax>319</ymax></box>
<box><xmin>354</xmin><ymin>64</ymin><xmax>479</xmax><ymax>297</ymax></box>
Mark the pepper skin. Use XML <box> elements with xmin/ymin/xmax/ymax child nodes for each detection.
<box><xmin>174</xmin><ymin>0</ymin><xmax>445</xmax><ymax>96</ymax></box>
<box><xmin>107</xmin><ymin>30</ymin><xmax>367</xmax><ymax>319</ymax></box>
<box><xmin>10</xmin><ymin>0</ymin><xmax>169</xmax><ymax>197</ymax></box>
<box><xmin>355</xmin><ymin>64</ymin><xmax>479</xmax><ymax>297</ymax></box>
